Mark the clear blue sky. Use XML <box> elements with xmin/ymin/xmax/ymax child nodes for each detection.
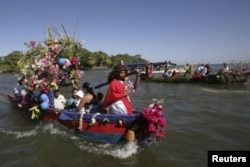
<box><xmin>0</xmin><ymin>0</ymin><xmax>249</xmax><ymax>65</ymax></box>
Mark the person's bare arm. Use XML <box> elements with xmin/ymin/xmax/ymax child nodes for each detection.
<box><xmin>77</xmin><ymin>95</ymin><xmax>91</xmax><ymax>112</ymax></box>
<box><xmin>133</xmin><ymin>70</ymin><xmax>140</xmax><ymax>90</ymax></box>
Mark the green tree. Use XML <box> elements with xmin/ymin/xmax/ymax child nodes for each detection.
<box><xmin>3</xmin><ymin>51</ymin><xmax>24</xmax><ymax>72</ymax></box>
<box><xmin>111</xmin><ymin>53</ymin><xmax>147</xmax><ymax>66</ymax></box>
<box><xmin>94</xmin><ymin>51</ymin><xmax>112</xmax><ymax>67</ymax></box>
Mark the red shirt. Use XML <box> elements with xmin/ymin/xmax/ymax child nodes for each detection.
<box><xmin>101</xmin><ymin>79</ymin><xmax>133</xmax><ymax>114</ymax></box>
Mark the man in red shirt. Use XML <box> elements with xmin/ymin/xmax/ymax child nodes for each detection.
<box><xmin>101</xmin><ymin>64</ymin><xmax>140</xmax><ymax>114</ymax></box>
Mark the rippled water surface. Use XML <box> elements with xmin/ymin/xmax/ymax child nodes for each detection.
<box><xmin>0</xmin><ymin>71</ymin><xmax>249</xmax><ymax>167</ymax></box>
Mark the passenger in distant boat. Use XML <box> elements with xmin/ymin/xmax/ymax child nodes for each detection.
<box><xmin>145</xmin><ymin>63</ymin><xmax>150</xmax><ymax>77</ymax></box>
<box><xmin>222</xmin><ymin>63</ymin><xmax>229</xmax><ymax>73</ymax></box>
<box><xmin>217</xmin><ymin>63</ymin><xmax>229</xmax><ymax>75</ymax></box>
<box><xmin>192</xmin><ymin>70</ymin><xmax>203</xmax><ymax>80</ymax></box>
<box><xmin>171</xmin><ymin>70</ymin><xmax>179</xmax><ymax>78</ymax></box>
<box><xmin>198</xmin><ymin>64</ymin><xmax>207</xmax><ymax>76</ymax></box>
<box><xmin>202</xmin><ymin>66</ymin><xmax>208</xmax><ymax>76</ymax></box>
<box><xmin>163</xmin><ymin>69</ymin><xmax>173</xmax><ymax>77</ymax></box>
<box><xmin>54</xmin><ymin>89</ymin><xmax>66</xmax><ymax>110</ymax></box>
<box><xmin>145</xmin><ymin>63</ymin><xmax>153</xmax><ymax>78</ymax></box>
<box><xmin>101</xmin><ymin>64</ymin><xmax>140</xmax><ymax>114</ymax></box>
<box><xmin>77</xmin><ymin>82</ymin><xmax>99</xmax><ymax>113</ymax></box>
<box><xmin>183</xmin><ymin>63</ymin><xmax>192</xmax><ymax>77</ymax></box>
<box><xmin>205</xmin><ymin>64</ymin><xmax>211</xmax><ymax>75</ymax></box>
<box><xmin>190</xmin><ymin>65</ymin><xmax>196</xmax><ymax>76</ymax></box>
<box><xmin>65</xmin><ymin>88</ymin><xmax>78</xmax><ymax>109</ymax></box>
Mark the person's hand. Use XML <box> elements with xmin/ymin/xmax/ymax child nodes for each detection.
<box><xmin>135</xmin><ymin>69</ymin><xmax>141</xmax><ymax>77</ymax></box>
<box><xmin>124</xmin><ymin>86</ymin><xmax>133</xmax><ymax>95</ymax></box>
<box><xmin>55</xmin><ymin>108</ymin><xmax>60</xmax><ymax>114</ymax></box>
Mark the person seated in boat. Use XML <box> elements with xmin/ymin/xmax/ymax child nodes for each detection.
<box><xmin>171</xmin><ymin>70</ymin><xmax>178</xmax><ymax>78</ymax></box>
<box><xmin>90</xmin><ymin>92</ymin><xmax>104</xmax><ymax>113</ymax></box>
<box><xmin>54</xmin><ymin>89</ymin><xmax>66</xmax><ymax>110</ymax></box>
<box><xmin>183</xmin><ymin>63</ymin><xmax>192</xmax><ymax>77</ymax></box>
<box><xmin>145</xmin><ymin>63</ymin><xmax>153</xmax><ymax>78</ymax></box>
<box><xmin>163</xmin><ymin>69</ymin><xmax>173</xmax><ymax>78</ymax></box>
<box><xmin>97</xmin><ymin>92</ymin><xmax>104</xmax><ymax>104</ymax></box>
<box><xmin>101</xmin><ymin>64</ymin><xmax>140</xmax><ymax>114</ymax></box>
<box><xmin>13</xmin><ymin>77</ymin><xmax>24</xmax><ymax>99</ymax></box>
<box><xmin>190</xmin><ymin>64</ymin><xmax>196</xmax><ymax>76</ymax></box>
<box><xmin>217</xmin><ymin>63</ymin><xmax>229</xmax><ymax>75</ymax></box>
<box><xmin>198</xmin><ymin>64</ymin><xmax>207</xmax><ymax>76</ymax></box>
<box><xmin>65</xmin><ymin>88</ymin><xmax>79</xmax><ymax>109</ymax></box>
<box><xmin>205</xmin><ymin>64</ymin><xmax>211</xmax><ymax>75</ymax></box>
<box><xmin>23</xmin><ymin>90</ymin><xmax>38</xmax><ymax>103</ymax></box>
<box><xmin>75</xmin><ymin>89</ymin><xmax>84</xmax><ymax>107</ymax></box>
<box><xmin>77</xmin><ymin>82</ymin><xmax>99</xmax><ymax>113</ymax></box>
<box><xmin>145</xmin><ymin>63</ymin><xmax>150</xmax><ymax>77</ymax></box>
<box><xmin>222</xmin><ymin>63</ymin><xmax>229</xmax><ymax>73</ymax></box>
<box><xmin>171</xmin><ymin>67</ymin><xmax>180</xmax><ymax>78</ymax></box>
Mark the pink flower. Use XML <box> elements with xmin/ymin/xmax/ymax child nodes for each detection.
<box><xmin>142</xmin><ymin>103</ymin><xmax>167</xmax><ymax>142</ymax></box>
<box><xmin>51</xmin><ymin>44</ymin><xmax>60</xmax><ymax>55</ymax></box>
<box><xmin>148</xmin><ymin>123</ymin><xmax>157</xmax><ymax>133</ymax></box>
<box><xmin>158</xmin><ymin>117</ymin><xmax>167</xmax><ymax>127</ymax></box>
<box><xmin>30</xmin><ymin>40</ymin><xmax>36</xmax><ymax>48</ymax></box>
<box><xmin>70</xmin><ymin>56</ymin><xmax>78</xmax><ymax>65</ymax></box>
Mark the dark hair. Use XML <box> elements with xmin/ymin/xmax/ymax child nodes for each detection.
<box><xmin>54</xmin><ymin>89</ymin><xmax>60</xmax><ymax>93</ymax></box>
<box><xmin>82</xmin><ymin>82</ymin><xmax>99</xmax><ymax>105</ymax></box>
<box><xmin>71</xmin><ymin>87</ymin><xmax>78</xmax><ymax>93</ymax></box>
<box><xmin>82</xmin><ymin>82</ymin><xmax>94</xmax><ymax>94</ymax></box>
<box><xmin>107</xmin><ymin>64</ymin><xmax>127</xmax><ymax>83</ymax></box>
<box><xmin>97</xmin><ymin>92</ymin><xmax>104</xmax><ymax>101</ymax></box>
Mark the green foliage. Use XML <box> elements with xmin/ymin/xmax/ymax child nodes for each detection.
<box><xmin>1</xmin><ymin>44</ymin><xmax>148</xmax><ymax>72</ymax></box>
<box><xmin>1</xmin><ymin>51</ymin><xmax>24</xmax><ymax>72</ymax></box>
<box><xmin>110</xmin><ymin>54</ymin><xmax>147</xmax><ymax>66</ymax></box>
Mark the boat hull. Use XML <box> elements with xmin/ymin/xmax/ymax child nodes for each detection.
<box><xmin>7</xmin><ymin>95</ymin><xmax>155</xmax><ymax>146</ymax></box>
<box><xmin>141</xmin><ymin>74</ymin><xmax>248</xmax><ymax>84</ymax></box>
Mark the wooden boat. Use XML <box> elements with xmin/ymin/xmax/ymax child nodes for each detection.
<box><xmin>125</xmin><ymin>61</ymin><xmax>174</xmax><ymax>75</ymax></box>
<box><xmin>8</xmin><ymin>95</ymin><xmax>167</xmax><ymax>147</ymax></box>
<box><xmin>140</xmin><ymin>73</ymin><xmax>248</xmax><ymax>84</ymax></box>
<box><xmin>9</xmin><ymin>26</ymin><xmax>167</xmax><ymax>148</ymax></box>
<box><xmin>142</xmin><ymin>75</ymin><xmax>192</xmax><ymax>83</ymax></box>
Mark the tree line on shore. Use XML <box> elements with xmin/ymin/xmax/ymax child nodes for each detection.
<box><xmin>0</xmin><ymin>49</ymin><xmax>148</xmax><ymax>73</ymax></box>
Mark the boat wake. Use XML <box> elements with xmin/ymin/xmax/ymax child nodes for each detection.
<box><xmin>0</xmin><ymin>122</ymin><xmax>140</xmax><ymax>159</ymax></box>
<box><xmin>0</xmin><ymin>126</ymin><xmax>39</xmax><ymax>138</ymax></box>
<box><xmin>201</xmin><ymin>87</ymin><xmax>247</xmax><ymax>93</ymax></box>
<box><xmin>46</xmin><ymin>123</ymin><xmax>139</xmax><ymax>159</ymax></box>
<box><xmin>46</xmin><ymin>122</ymin><xmax>140</xmax><ymax>159</ymax></box>
<box><xmin>73</xmin><ymin>139</ymin><xmax>139</xmax><ymax>159</ymax></box>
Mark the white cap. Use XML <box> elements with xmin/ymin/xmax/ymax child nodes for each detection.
<box><xmin>76</xmin><ymin>90</ymin><xmax>84</xmax><ymax>99</ymax></box>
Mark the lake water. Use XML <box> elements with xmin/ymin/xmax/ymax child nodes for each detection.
<box><xmin>0</xmin><ymin>70</ymin><xmax>249</xmax><ymax>167</ymax></box>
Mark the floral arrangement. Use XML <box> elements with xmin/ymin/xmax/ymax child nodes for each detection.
<box><xmin>142</xmin><ymin>99</ymin><xmax>167</xmax><ymax>142</ymax></box>
<box><xmin>69</xmin><ymin>69</ymin><xmax>82</xmax><ymax>87</ymax></box>
<box><xmin>17</xmin><ymin>25</ymin><xmax>83</xmax><ymax>93</ymax></box>
<box><xmin>16</xmin><ymin>25</ymin><xmax>83</xmax><ymax>119</ymax></box>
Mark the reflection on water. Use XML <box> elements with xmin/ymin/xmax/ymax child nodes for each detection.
<box><xmin>0</xmin><ymin>72</ymin><xmax>249</xmax><ymax>167</ymax></box>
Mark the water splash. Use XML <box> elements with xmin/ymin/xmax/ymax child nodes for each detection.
<box><xmin>0</xmin><ymin>127</ymin><xmax>39</xmax><ymax>138</ymax></box>
<box><xmin>72</xmin><ymin>137</ymin><xmax>139</xmax><ymax>159</ymax></box>
<box><xmin>42</xmin><ymin>123</ymin><xmax>67</xmax><ymax>136</ymax></box>
<box><xmin>103</xmin><ymin>141</ymin><xmax>139</xmax><ymax>159</ymax></box>
<box><xmin>0</xmin><ymin>121</ymin><xmax>140</xmax><ymax>159</ymax></box>
<box><xmin>39</xmin><ymin>123</ymin><xmax>141</xmax><ymax>159</ymax></box>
